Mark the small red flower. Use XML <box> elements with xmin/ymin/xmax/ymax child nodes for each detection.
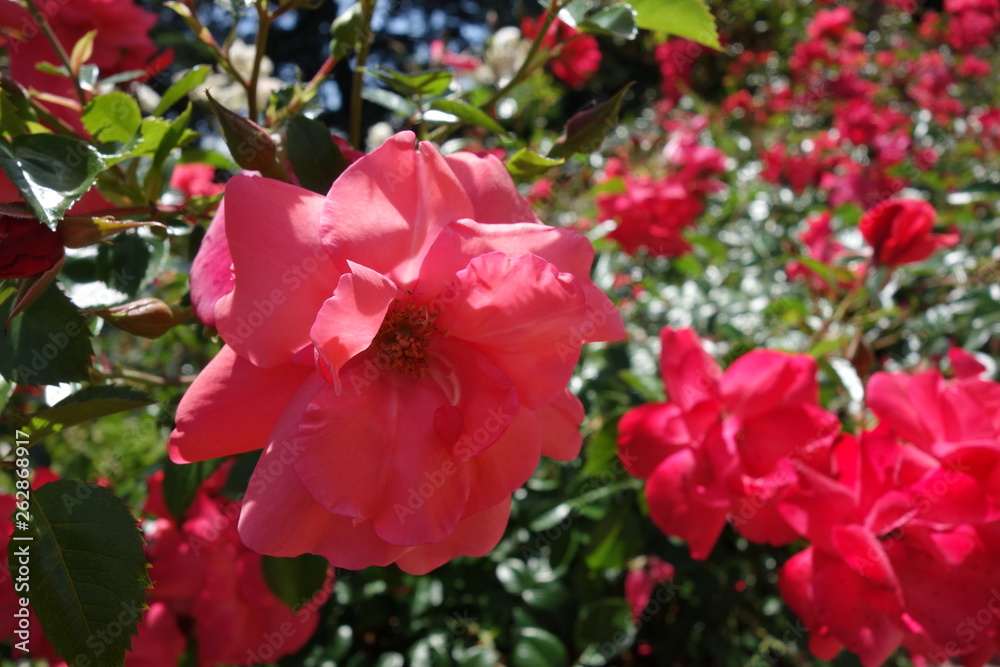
<box><xmin>0</xmin><ymin>216</ymin><xmax>63</xmax><ymax>279</ymax></box>
<box><xmin>521</xmin><ymin>16</ymin><xmax>602</xmax><ymax>88</ymax></box>
<box><xmin>859</xmin><ymin>198</ymin><xmax>959</xmax><ymax>267</ymax></box>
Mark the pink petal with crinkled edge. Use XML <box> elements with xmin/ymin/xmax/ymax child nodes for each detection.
<box><xmin>237</xmin><ymin>376</ymin><xmax>410</xmax><ymax>569</ymax></box>
<box><xmin>292</xmin><ymin>369</ymin><xmax>472</xmax><ymax>545</ymax></box>
<box><xmin>310</xmin><ymin>261</ymin><xmax>398</xmax><ymax>391</ymax></box>
<box><xmin>537</xmin><ymin>389</ymin><xmax>586</xmax><ymax>462</ymax></box>
<box><xmin>393</xmin><ymin>497</ymin><xmax>512</xmax><ymax>575</ymax></box>
<box><xmin>320</xmin><ymin>132</ymin><xmax>474</xmax><ymax>288</ymax></box>
<box><xmin>437</xmin><ymin>251</ymin><xmax>588</xmax><ymax>409</ymax></box>
<box><xmin>415</xmin><ymin>219</ymin><xmax>624</xmax><ymax>342</ymax></box>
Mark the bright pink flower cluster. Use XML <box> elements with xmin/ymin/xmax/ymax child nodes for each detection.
<box><xmin>619</xmin><ymin>328</ymin><xmax>1000</xmax><ymax>665</ymax></box>
<box><xmin>655</xmin><ymin>38</ymin><xmax>701</xmax><ymax>105</ymax></box>
<box><xmin>133</xmin><ymin>464</ymin><xmax>333</xmax><ymax>666</ymax></box>
<box><xmin>617</xmin><ymin>327</ymin><xmax>840</xmax><ymax>559</ymax></box>
<box><xmin>173</xmin><ymin>131</ymin><xmax>624</xmax><ymax>574</ymax></box>
<box><xmin>596</xmin><ymin>117</ymin><xmax>726</xmax><ymax>258</ymax></box>
<box><xmin>521</xmin><ymin>16</ymin><xmax>602</xmax><ymax>88</ymax></box>
<box><xmin>780</xmin><ymin>349</ymin><xmax>1000</xmax><ymax>666</ymax></box>
<box><xmin>946</xmin><ymin>0</ymin><xmax>1000</xmax><ymax>51</ymax></box>
<box><xmin>729</xmin><ymin>4</ymin><xmax>988</xmax><ymax>208</ymax></box>
<box><xmin>625</xmin><ymin>555</ymin><xmax>676</xmax><ymax>622</ymax></box>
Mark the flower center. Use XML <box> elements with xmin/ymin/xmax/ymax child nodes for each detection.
<box><xmin>371</xmin><ymin>300</ymin><xmax>440</xmax><ymax>377</ymax></box>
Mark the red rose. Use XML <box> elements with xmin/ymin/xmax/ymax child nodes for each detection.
<box><xmin>521</xmin><ymin>16</ymin><xmax>602</xmax><ymax>88</ymax></box>
<box><xmin>859</xmin><ymin>198</ymin><xmax>959</xmax><ymax>266</ymax></box>
<box><xmin>0</xmin><ymin>216</ymin><xmax>64</xmax><ymax>279</ymax></box>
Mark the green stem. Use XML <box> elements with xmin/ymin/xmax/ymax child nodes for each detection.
<box><xmin>23</xmin><ymin>0</ymin><xmax>86</xmax><ymax>105</ymax></box>
<box><xmin>247</xmin><ymin>3</ymin><xmax>272</xmax><ymax>122</ymax></box>
<box><xmin>430</xmin><ymin>0</ymin><xmax>561</xmax><ymax>145</ymax></box>
<box><xmin>803</xmin><ymin>265</ymin><xmax>871</xmax><ymax>352</ymax></box>
<box><xmin>349</xmin><ymin>0</ymin><xmax>377</xmax><ymax>151</ymax></box>
<box><xmin>480</xmin><ymin>0</ymin><xmax>562</xmax><ymax>113</ymax></box>
<box><xmin>268</xmin><ymin>55</ymin><xmax>338</xmax><ymax>128</ymax></box>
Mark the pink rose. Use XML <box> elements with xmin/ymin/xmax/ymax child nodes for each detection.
<box><xmin>141</xmin><ymin>466</ymin><xmax>333</xmax><ymax>665</ymax></box>
<box><xmin>170</xmin><ymin>164</ymin><xmax>225</xmax><ymax>200</ymax></box>
<box><xmin>624</xmin><ymin>555</ymin><xmax>675</xmax><ymax>622</ymax></box>
<box><xmin>171</xmin><ymin>131</ymin><xmax>624</xmax><ymax>573</ymax></box>
<box><xmin>617</xmin><ymin>327</ymin><xmax>840</xmax><ymax>559</ymax></box>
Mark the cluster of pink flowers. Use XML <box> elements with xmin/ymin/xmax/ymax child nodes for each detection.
<box><xmin>655</xmin><ymin>37</ymin><xmax>701</xmax><ymax>105</ymax></box>
<box><xmin>133</xmin><ymin>464</ymin><xmax>333</xmax><ymax>666</ymax></box>
<box><xmin>725</xmin><ymin>3</ymin><xmax>999</xmax><ymax>208</ymax></box>
<box><xmin>618</xmin><ymin>327</ymin><xmax>841</xmax><ymax>559</ymax></box>
<box><xmin>781</xmin><ymin>349</ymin><xmax>1000</xmax><ymax>666</ymax></box>
<box><xmin>595</xmin><ymin>116</ymin><xmax>726</xmax><ymax>257</ymax></box>
<box><xmin>618</xmin><ymin>331</ymin><xmax>1000</xmax><ymax>665</ymax></box>
<box><xmin>0</xmin><ymin>465</ymin><xmax>331</xmax><ymax>666</ymax></box>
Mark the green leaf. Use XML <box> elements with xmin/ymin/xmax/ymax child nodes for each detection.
<box><xmin>797</xmin><ymin>256</ymin><xmax>858</xmax><ymax>291</ymax></box>
<box><xmin>556</xmin><ymin>0</ymin><xmax>589</xmax><ymax>28</ymax></box>
<box><xmin>0</xmin><ymin>135</ymin><xmax>105</xmax><ymax>229</ymax></box>
<box><xmin>506</xmin><ymin>148</ymin><xmax>565</xmax><ymax>179</ymax></box>
<box><xmin>69</xmin><ymin>30</ymin><xmax>97</xmax><ymax>75</ymax></box>
<box><xmin>548</xmin><ymin>84</ymin><xmax>633</xmax><ymax>159</ymax></box>
<box><xmin>286</xmin><ymin>115</ymin><xmax>347</xmax><ymax>194</ymax></box>
<box><xmin>161</xmin><ymin>458</ymin><xmax>224</xmax><ymax>520</ymax></box>
<box><xmin>330</xmin><ymin>1</ymin><xmax>365</xmax><ymax>60</ymax></box>
<box><xmin>154</xmin><ymin>65</ymin><xmax>211</xmax><ymax>116</ymax></box>
<box><xmin>583</xmin><ymin>505</ymin><xmax>639</xmax><ymax>571</ymax></box>
<box><xmin>98</xmin><ymin>70</ymin><xmax>149</xmax><ymax>87</ymax></box>
<box><xmin>206</xmin><ymin>92</ymin><xmax>286</xmax><ymax>180</ymax></box>
<box><xmin>368</xmin><ymin>67</ymin><xmax>453</xmax><ymax>98</ymax></box>
<box><xmin>455</xmin><ymin>646</ymin><xmax>501</xmax><ymax>667</ymax></box>
<box><xmin>261</xmin><ymin>553</ymin><xmax>329</xmax><ymax>609</ymax></box>
<box><xmin>26</xmin><ymin>386</ymin><xmax>153</xmax><ymax>441</ymax></box>
<box><xmin>82</xmin><ymin>92</ymin><xmax>141</xmax><ymax>144</ymax></box>
<box><xmin>581</xmin><ymin>5</ymin><xmax>638</xmax><ymax>40</ymax></box>
<box><xmin>0</xmin><ymin>284</ymin><xmax>92</xmax><ymax>386</ymax></box>
<box><xmin>96</xmin><ymin>233</ymin><xmax>153</xmax><ymax>298</ymax></box>
<box><xmin>19</xmin><ymin>480</ymin><xmax>149</xmax><ymax>667</ymax></box>
<box><xmin>630</xmin><ymin>0</ymin><xmax>722</xmax><ymax>50</ymax></box>
<box><xmin>143</xmin><ymin>103</ymin><xmax>196</xmax><ymax>201</ymax></box>
<box><xmin>574</xmin><ymin>599</ymin><xmax>635</xmax><ymax>665</ymax></box>
<box><xmin>513</xmin><ymin>627</ymin><xmax>568</xmax><ymax>667</ymax></box>
<box><xmin>0</xmin><ymin>90</ymin><xmax>30</xmax><ymax>136</ymax></box>
<box><xmin>429</xmin><ymin>99</ymin><xmax>508</xmax><ymax>136</ymax></box>
<box><xmin>360</xmin><ymin>87</ymin><xmax>417</xmax><ymax>117</ymax></box>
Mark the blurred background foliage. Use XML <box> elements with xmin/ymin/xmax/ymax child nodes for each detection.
<box><xmin>1</xmin><ymin>0</ymin><xmax>997</xmax><ymax>664</ymax></box>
